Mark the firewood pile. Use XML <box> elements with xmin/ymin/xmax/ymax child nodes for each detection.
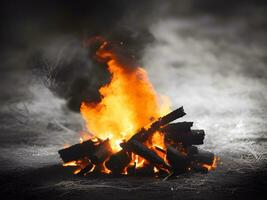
<box><xmin>58</xmin><ymin>107</ymin><xmax>217</xmax><ymax>179</ymax></box>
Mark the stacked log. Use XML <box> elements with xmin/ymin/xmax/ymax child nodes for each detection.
<box><xmin>58</xmin><ymin>106</ymin><xmax>216</xmax><ymax>178</ymax></box>
<box><xmin>105</xmin><ymin>150</ymin><xmax>131</xmax><ymax>174</ymax></box>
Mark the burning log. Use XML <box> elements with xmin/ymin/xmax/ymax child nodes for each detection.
<box><xmin>126</xmin><ymin>163</ymin><xmax>159</xmax><ymax>177</ymax></box>
<box><xmin>126</xmin><ymin>164</ymin><xmax>136</xmax><ymax>176</ymax></box>
<box><xmin>156</xmin><ymin>168</ymin><xmax>169</xmax><ymax>178</ymax></box>
<box><xmin>157</xmin><ymin>106</ymin><xmax>186</xmax><ymax>127</ymax></box>
<box><xmin>85</xmin><ymin>164</ymin><xmax>106</xmax><ymax>177</ymax></box>
<box><xmin>121</xmin><ymin>140</ymin><xmax>171</xmax><ymax>171</ymax></box>
<box><xmin>134</xmin><ymin>164</ymin><xmax>154</xmax><ymax>176</ymax></box>
<box><xmin>185</xmin><ymin>146</ymin><xmax>215</xmax><ymax>172</ymax></box>
<box><xmin>111</xmin><ymin>108</ymin><xmax>187</xmax><ymax>174</ymax></box>
<box><xmin>76</xmin><ymin>162</ymin><xmax>94</xmax><ymax>176</ymax></box>
<box><xmin>58</xmin><ymin>140</ymin><xmax>97</xmax><ymax>163</ymax></box>
<box><xmin>90</xmin><ymin>139</ymin><xmax>112</xmax><ymax>164</ymax></box>
<box><xmin>190</xmin><ymin>130</ymin><xmax>205</xmax><ymax>145</ymax></box>
<box><xmin>162</xmin><ymin>122</ymin><xmax>193</xmax><ymax>132</ymax></box>
<box><xmin>166</xmin><ymin>145</ymin><xmax>189</xmax><ymax>174</ymax></box>
<box><xmin>128</xmin><ymin>107</ymin><xmax>186</xmax><ymax>143</ymax></box>
<box><xmin>191</xmin><ymin>164</ymin><xmax>209</xmax><ymax>173</ymax></box>
<box><xmin>186</xmin><ymin>145</ymin><xmax>198</xmax><ymax>157</ymax></box>
<box><xmin>192</xmin><ymin>149</ymin><xmax>215</xmax><ymax>165</ymax></box>
<box><xmin>154</xmin><ymin>145</ymin><xmax>166</xmax><ymax>154</ymax></box>
<box><xmin>105</xmin><ymin>150</ymin><xmax>131</xmax><ymax>174</ymax></box>
<box><xmin>163</xmin><ymin>126</ymin><xmax>205</xmax><ymax>146</ymax></box>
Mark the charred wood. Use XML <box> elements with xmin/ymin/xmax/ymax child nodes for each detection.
<box><xmin>191</xmin><ymin>164</ymin><xmax>209</xmax><ymax>173</ymax></box>
<box><xmin>134</xmin><ymin>164</ymin><xmax>154</xmax><ymax>176</ymax></box>
<box><xmin>121</xmin><ymin>139</ymin><xmax>171</xmax><ymax>170</ymax></box>
<box><xmin>76</xmin><ymin>162</ymin><xmax>94</xmax><ymax>176</ymax></box>
<box><xmin>154</xmin><ymin>145</ymin><xmax>166</xmax><ymax>154</ymax></box>
<box><xmin>126</xmin><ymin>164</ymin><xmax>136</xmax><ymax>176</ymax></box>
<box><xmin>166</xmin><ymin>145</ymin><xmax>189</xmax><ymax>174</ymax></box>
<box><xmin>58</xmin><ymin>140</ymin><xmax>97</xmax><ymax>163</ymax></box>
<box><xmin>186</xmin><ymin>145</ymin><xmax>198</xmax><ymax>157</ymax></box>
<box><xmin>159</xmin><ymin>107</ymin><xmax>186</xmax><ymax>127</ymax></box>
<box><xmin>156</xmin><ymin>168</ymin><xmax>169</xmax><ymax>178</ymax></box>
<box><xmin>90</xmin><ymin>139</ymin><xmax>112</xmax><ymax>164</ymax></box>
<box><xmin>128</xmin><ymin>107</ymin><xmax>186</xmax><ymax>143</ymax></box>
<box><xmin>162</xmin><ymin>122</ymin><xmax>193</xmax><ymax>132</ymax></box>
<box><xmin>163</xmin><ymin>128</ymin><xmax>205</xmax><ymax>146</ymax></box>
<box><xmin>192</xmin><ymin>149</ymin><xmax>214</xmax><ymax>165</ymax></box>
<box><xmin>105</xmin><ymin>150</ymin><xmax>131</xmax><ymax>174</ymax></box>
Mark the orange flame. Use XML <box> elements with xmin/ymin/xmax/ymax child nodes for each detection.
<box><xmin>151</xmin><ymin>131</ymin><xmax>165</xmax><ymax>150</ymax></box>
<box><xmin>81</xmin><ymin>39</ymin><xmax>171</xmax><ymax>152</ymax></box>
<box><xmin>63</xmin><ymin>161</ymin><xmax>78</xmax><ymax>167</ymax></box>
<box><xmin>202</xmin><ymin>156</ymin><xmax>219</xmax><ymax>171</ymax></box>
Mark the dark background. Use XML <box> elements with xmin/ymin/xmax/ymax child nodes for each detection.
<box><xmin>1</xmin><ymin>1</ymin><xmax>267</xmax><ymax>199</ymax></box>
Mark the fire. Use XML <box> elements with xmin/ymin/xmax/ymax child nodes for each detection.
<box><xmin>79</xmin><ymin>131</ymin><xmax>92</xmax><ymax>143</ymax></box>
<box><xmin>151</xmin><ymin>131</ymin><xmax>165</xmax><ymax>150</ymax></box>
<box><xmin>153</xmin><ymin>167</ymin><xmax>159</xmax><ymax>173</ymax></box>
<box><xmin>74</xmin><ymin>168</ymin><xmax>82</xmax><ymax>174</ymax></box>
<box><xmin>202</xmin><ymin>156</ymin><xmax>219</xmax><ymax>171</ymax></box>
<box><xmin>63</xmin><ymin>144</ymin><xmax>70</xmax><ymax>149</ymax></box>
<box><xmin>63</xmin><ymin>161</ymin><xmax>77</xmax><ymax>167</ymax></box>
<box><xmin>59</xmin><ymin>37</ymin><xmax>217</xmax><ymax>177</ymax></box>
<box><xmin>134</xmin><ymin>155</ymin><xmax>145</xmax><ymax>168</ymax></box>
<box><xmin>81</xmin><ymin>39</ymin><xmax>170</xmax><ymax>152</ymax></box>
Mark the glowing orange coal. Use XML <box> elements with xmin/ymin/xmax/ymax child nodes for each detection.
<box><xmin>80</xmin><ymin>39</ymin><xmax>170</xmax><ymax>153</ymax></box>
<box><xmin>202</xmin><ymin>156</ymin><xmax>219</xmax><ymax>171</ymax></box>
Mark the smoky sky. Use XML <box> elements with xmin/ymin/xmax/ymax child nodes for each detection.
<box><xmin>1</xmin><ymin>0</ymin><xmax>267</xmax><ymax>112</ymax></box>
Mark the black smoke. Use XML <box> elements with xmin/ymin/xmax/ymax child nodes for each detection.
<box><xmin>2</xmin><ymin>0</ymin><xmax>158</xmax><ymax>112</ymax></box>
<box><xmin>1</xmin><ymin>0</ymin><xmax>267</xmax><ymax>112</ymax></box>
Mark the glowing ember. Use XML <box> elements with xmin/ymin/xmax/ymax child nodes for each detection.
<box><xmin>74</xmin><ymin>168</ymin><xmax>82</xmax><ymax>174</ymax></box>
<box><xmin>63</xmin><ymin>161</ymin><xmax>78</xmax><ymax>167</ymax></box>
<box><xmin>63</xmin><ymin>144</ymin><xmax>70</xmax><ymax>149</ymax></box>
<box><xmin>203</xmin><ymin>156</ymin><xmax>219</xmax><ymax>171</ymax></box>
<box><xmin>153</xmin><ymin>166</ymin><xmax>159</xmax><ymax>173</ymax></box>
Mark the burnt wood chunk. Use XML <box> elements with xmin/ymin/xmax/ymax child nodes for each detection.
<box><xmin>154</xmin><ymin>145</ymin><xmax>166</xmax><ymax>154</ymax></box>
<box><xmin>126</xmin><ymin>163</ymin><xmax>155</xmax><ymax>177</ymax></box>
<box><xmin>166</xmin><ymin>145</ymin><xmax>189</xmax><ymax>174</ymax></box>
<box><xmin>191</xmin><ymin>164</ymin><xmax>209</xmax><ymax>173</ymax></box>
<box><xmin>105</xmin><ymin>150</ymin><xmax>131</xmax><ymax>174</ymax></box>
<box><xmin>128</xmin><ymin>106</ymin><xmax>186</xmax><ymax>143</ymax></box>
<box><xmin>126</xmin><ymin>164</ymin><xmax>136</xmax><ymax>176</ymax></box>
<box><xmin>192</xmin><ymin>149</ymin><xmax>214</xmax><ymax>165</ymax></box>
<box><xmin>91</xmin><ymin>139</ymin><xmax>112</xmax><ymax>164</ymax></box>
<box><xmin>186</xmin><ymin>145</ymin><xmax>198</xmax><ymax>157</ymax></box>
<box><xmin>161</xmin><ymin>122</ymin><xmax>193</xmax><ymax>132</ymax></box>
<box><xmin>190</xmin><ymin>130</ymin><xmax>205</xmax><ymax>145</ymax></box>
<box><xmin>159</xmin><ymin>107</ymin><xmax>186</xmax><ymax>126</ymax></box>
<box><xmin>121</xmin><ymin>139</ymin><xmax>171</xmax><ymax>170</ymax></box>
<box><xmin>134</xmin><ymin>164</ymin><xmax>154</xmax><ymax>176</ymax></box>
<box><xmin>58</xmin><ymin>140</ymin><xmax>97</xmax><ymax>163</ymax></box>
<box><xmin>76</xmin><ymin>162</ymin><xmax>94</xmax><ymax>176</ymax></box>
<box><xmin>156</xmin><ymin>168</ymin><xmax>169</xmax><ymax>178</ymax></box>
<box><xmin>163</xmin><ymin>128</ymin><xmax>205</xmax><ymax>146</ymax></box>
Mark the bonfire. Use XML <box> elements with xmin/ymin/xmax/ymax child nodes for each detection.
<box><xmin>58</xmin><ymin>37</ymin><xmax>217</xmax><ymax>179</ymax></box>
